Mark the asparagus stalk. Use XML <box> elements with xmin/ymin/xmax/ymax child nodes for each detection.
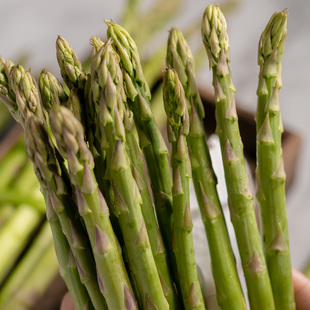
<box><xmin>201</xmin><ymin>5</ymin><xmax>275</xmax><ymax>309</ymax></box>
<box><xmin>167</xmin><ymin>27</ymin><xmax>245</xmax><ymax>310</ymax></box>
<box><xmin>0</xmin><ymin>204</ymin><xmax>43</xmax><ymax>284</ymax></box>
<box><xmin>256</xmin><ymin>10</ymin><xmax>295</xmax><ymax>310</ymax></box>
<box><xmin>25</xmin><ymin>116</ymin><xmax>108</xmax><ymax>310</ymax></box>
<box><xmin>0</xmin><ymin>221</ymin><xmax>58</xmax><ymax>309</ymax></box>
<box><xmin>49</xmin><ymin>105</ymin><xmax>137</xmax><ymax>310</ymax></box>
<box><xmin>44</xmin><ymin>191</ymin><xmax>92</xmax><ymax>310</ymax></box>
<box><xmin>163</xmin><ymin>67</ymin><xmax>206</xmax><ymax>310</ymax></box>
<box><xmin>91</xmin><ymin>39</ymin><xmax>172</xmax><ymax>309</ymax></box>
<box><xmin>106</xmin><ymin>21</ymin><xmax>175</xmax><ymax>281</ymax></box>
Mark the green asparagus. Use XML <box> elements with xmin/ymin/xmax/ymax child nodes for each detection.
<box><xmin>201</xmin><ymin>5</ymin><xmax>275</xmax><ymax>309</ymax></box>
<box><xmin>256</xmin><ymin>10</ymin><xmax>294</xmax><ymax>310</ymax></box>
<box><xmin>49</xmin><ymin>105</ymin><xmax>137</xmax><ymax>310</ymax></box>
<box><xmin>163</xmin><ymin>67</ymin><xmax>206</xmax><ymax>310</ymax></box>
<box><xmin>167</xmin><ymin>27</ymin><xmax>245</xmax><ymax>310</ymax></box>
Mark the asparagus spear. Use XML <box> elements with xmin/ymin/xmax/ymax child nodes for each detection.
<box><xmin>163</xmin><ymin>67</ymin><xmax>206</xmax><ymax>310</ymax></box>
<box><xmin>256</xmin><ymin>10</ymin><xmax>295</xmax><ymax>310</ymax></box>
<box><xmin>106</xmin><ymin>21</ymin><xmax>176</xmax><ymax>283</ymax></box>
<box><xmin>0</xmin><ymin>221</ymin><xmax>58</xmax><ymax>309</ymax></box>
<box><xmin>91</xmin><ymin>39</ymin><xmax>173</xmax><ymax>309</ymax></box>
<box><xmin>201</xmin><ymin>5</ymin><xmax>275</xmax><ymax>309</ymax></box>
<box><xmin>167</xmin><ymin>27</ymin><xmax>245</xmax><ymax>310</ymax></box>
<box><xmin>49</xmin><ymin>105</ymin><xmax>137</xmax><ymax>310</ymax></box>
<box><xmin>25</xmin><ymin>116</ymin><xmax>107</xmax><ymax>310</ymax></box>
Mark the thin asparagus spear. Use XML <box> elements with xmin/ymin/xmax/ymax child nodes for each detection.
<box><xmin>163</xmin><ymin>67</ymin><xmax>206</xmax><ymax>310</ymax></box>
<box><xmin>49</xmin><ymin>105</ymin><xmax>137</xmax><ymax>310</ymax></box>
<box><xmin>106</xmin><ymin>21</ymin><xmax>176</xmax><ymax>283</ymax></box>
<box><xmin>256</xmin><ymin>10</ymin><xmax>294</xmax><ymax>310</ymax></box>
<box><xmin>25</xmin><ymin>116</ymin><xmax>108</xmax><ymax>310</ymax></box>
<box><xmin>201</xmin><ymin>5</ymin><xmax>274</xmax><ymax>310</ymax></box>
<box><xmin>167</xmin><ymin>27</ymin><xmax>245</xmax><ymax>310</ymax></box>
<box><xmin>91</xmin><ymin>39</ymin><xmax>172</xmax><ymax>309</ymax></box>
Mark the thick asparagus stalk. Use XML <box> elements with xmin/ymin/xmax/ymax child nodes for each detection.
<box><xmin>167</xmin><ymin>27</ymin><xmax>245</xmax><ymax>310</ymax></box>
<box><xmin>106</xmin><ymin>21</ymin><xmax>175</xmax><ymax>280</ymax></box>
<box><xmin>256</xmin><ymin>10</ymin><xmax>294</xmax><ymax>310</ymax></box>
<box><xmin>24</xmin><ymin>116</ymin><xmax>107</xmax><ymax>310</ymax></box>
<box><xmin>91</xmin><ymin>39</ymin><xmax>172</xmax><ymax>309</ymax></box>
<box><xmin>163</xmin><ymin>67</ymin><xmax>206</xmax><ymax>310</ymax></box>
<box><xmin>201</xmin><ymin>5</ymin><xmax>274</xmax><ymax>309</ymax></box>
<box><xmin>49</xmin><ymin>105</ymin><xmax>137</xmax><ymax>310</ymax></box>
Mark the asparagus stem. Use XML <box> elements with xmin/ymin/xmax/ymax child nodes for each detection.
<box><xmin>0</xmin><ymin>221</ymin><xmax>58</xmax><ymax>309</ymax></box>
<box><xmin>167</xmin><ymin>27</ymin><xmax>245</xmax><ymax>310</ymax></box>
<box><xmin>256</xmin><ymin>10</ymin><xmax>294</xmax><ymax>310</ymax></box>
<box><xmin>45</xmin><ymin>191</ymin><xmax>92</xmax><ymax>310</ymax></box>
<box><xmin>163</xmin><ymin>68</ymin><xmax>206</xmax><ymax>310</ymax></box>
<box><xmin>49</xmin><ymin>105</ymin><xmax>137</xmax><ymax>310</ymax></box>
<box><xmin>201</xmin><ymin>5</ymin><xmax>275</xmax><ymax>309</ymax></box>
<box><xmin>25</xmin><ymin>116</ymin><xmax>108</xmax><ymax>310</ymax></box>
<box><xmin>106</xmin><ymin>21</ymin><xmax>176</xmax><ymax>285</ymax></box>
<box><xmin>91</xmin><ymin>39</ymin><xmax>172</xmax><ymax>309</ymax></box>
<box><xmin>0</xmin><ymin>204</ymin><xmax>43</xmax><ymax>284</ymax></box>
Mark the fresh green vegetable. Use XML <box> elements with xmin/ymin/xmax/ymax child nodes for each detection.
<box><xmin>201</xmin><ymin>5</ymin><xmax>275</xmax><ymax>309</ymax></box>
<box><xmin>166</xmin><ymin>27</ymin><xmax>245</xmax><ymax>310</ymax></box>
<box><xmin>256</xmin><ymin>9</ymin><xmax>294</xmax><ymax>310</ymax></box>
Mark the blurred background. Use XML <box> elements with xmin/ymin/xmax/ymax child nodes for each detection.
<box><xmin>0</xmin><ymin>0</ymin><xmax>310</xmax><ymax>308</ymax></box>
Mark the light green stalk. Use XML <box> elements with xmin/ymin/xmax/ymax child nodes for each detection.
<box><xmin>91</xmin><ymin>39</ymin><xmax>172</xmax><ymax>309</ymax></box>
<box><xmin>201</xmin><ymin>5</ymin><xmax>274</xmax><ymax>310</ymax></box>
<box><xmin>167</xmin><ymin>28</ymin><xmax>245</xmax><ymax>310</ymax></box>
<box><xmin>163</xmin><ymin>68</ymin><xmax>205</xmax><ymax>310</ymax></box>
<box><xmin>0</xmin><ymin>204</ymin><xmax>43</xmax><ymax>284</ymax></box>
<box><xmin>0</xmin><ymin>221</ymin><xmax>58</xmax><ymax>309</ymax></box>
<box><xmin>24</xmin><ymin>116</ymin><xmax>108</xmax><ymax>310</ymax></box>
<box><xmin>256</xmin><ymin>10</ymin><xmax>294</xmax><ymax>310</ymax></box>
<box><xmin>106</xmin><ymin>22</ymin><xmax>175</xmax><ymax>283</ymax></box>
<box><xmin>45</xmin><ymin>191</ymin><xmax>92</xmax><ymax>310</ymax></box>
<box><xmin>49</xmin><ymin>105</ymin><xmax>137</xmax><ymax>310</ymax></box>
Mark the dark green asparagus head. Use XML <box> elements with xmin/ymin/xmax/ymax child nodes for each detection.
<box><xmin>39</xmin><ymin>69</ymin><xmax>68</xmax><ymax>110</ymax></box>
<box><xmin>166</xmin><ymin>28</ymin><xmax>205</xmax><ymax>119</ymax></box>
<box><xmin>105</xmin><ymin>20</ymin><xmax>151</xmax><ymax>101</ymax></box>
<box><xmin>163</xmin><ymin>68</ymin><xmax>189</xmax><ymax>142</ymax></box>
<box><xmin>56</xmin><ymin>36</ymin><xmax>86</xmax><ymax>89</ymax></box>
<box><xmin>201</xmin><ymin>4</ymin><xmax>230</xmax><ymax>69</ymax></box>
<box><xmin>10</xmin><ymin>64</ymin><xmax>45</xmax><ymax>126</ymax></box>
<box><xmin>258</xmin><ymin>9</ymin><xmax>287</xmax><ymax>80</ymax></box>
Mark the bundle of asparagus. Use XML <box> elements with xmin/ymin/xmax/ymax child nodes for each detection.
<box><xmin>0</xmin><ymin>3</ymin><xmax>296</xmax><ymax>310</ymax></box>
